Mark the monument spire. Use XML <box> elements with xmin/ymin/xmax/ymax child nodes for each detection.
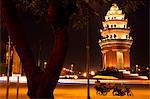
<box><xmin>99</xmin><ymin>3</ymin><xmax>133</xmax><ymax>70</ymax></box>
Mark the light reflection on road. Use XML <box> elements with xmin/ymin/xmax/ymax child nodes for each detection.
<box><xmin>0</xmin><ymin>83</ymin><xmax>149</xmax><ymax>99</ymax></box>
<box><xmin>0</xmin><ymin>76</ymin><xmax>150</xmax><ymax>84</ymax></box>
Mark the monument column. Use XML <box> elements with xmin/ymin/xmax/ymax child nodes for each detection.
<box><xmin>99</xmin><ymin>3</ymin><xmax>133</xmax><ymax>70</ymax></box>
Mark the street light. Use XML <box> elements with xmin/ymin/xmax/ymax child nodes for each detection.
<box><xmin>63</xmin><ymin>68</ymin><xmax>66</xmax><ymax>71</ymax></box>
<box><xmin>136</xmin><ymin>65</ymin><xmax>138</xmax><ymax>72</ymax></box>
<box><xmin>83</xmin><ymin>72</ymin><xmax>87</xmax><ymax>77</ymax></box>
<box><xmin>74</xmin><ymin>75</ymin><xmax>78</xmax><ymax>79</ymax></box>
<box><xmin>70</xmin><ymin>64</ymin><xmax>74</xmax><ymax>74</ymax></box>
<box><xmin>85</xmin><ymin>5</ymin><xmax>90</xmax><ymax>99</ymax></box>
<box><xmin>146</xmin><ymin>67</ymin><xmax>149</xmax><ymax>70</ymax></box>
<box><xmin>90</xmin><ymin>71</ymin><xmax>95</xmax><ymax>76</ymax></box>
<box><xmin>44</xmin><ymin>62</ymin><xmax>47</xmax><ymax>69</ymax></box>
<box><xmin>6</xmin><ymin>35</ymin><xmax>11</xmax><ymax>99</ymax></box>
<box><xmin>138</xmin><ymin>69</ymin><xmax>141</xmax><ymax>71</ymax></box>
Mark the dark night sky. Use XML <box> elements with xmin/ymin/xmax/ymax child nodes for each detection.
<box><xmin>1</xmin><ymin>2</ymin><xmax>149</xmax><ymax>72</ymax></box>
<box><xmin>129</xmin><ymin>4</ymin><xmax>149</xmax><ymax>69</ymax></box>
<box><xmin>64</xmin><ymin>3</ymin><xmax>149</xmax><ymax>71</ymax></box>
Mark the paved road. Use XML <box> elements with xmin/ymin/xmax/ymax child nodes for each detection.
<box><xmin>0</xmin><ymin>76</ymin><xmax>150</xmax><ymax>84</ymax></box>
<box><xmin>0</xmin><ymin>82</ymin><xmax>150</xmax><ymax>99</ymax></box>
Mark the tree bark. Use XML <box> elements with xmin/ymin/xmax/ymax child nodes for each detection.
<box><xmin>0</xmin><ymin>0</ymin><xmax>42</xmax><ymax>97</ymax></box>
<box><xmin>33</xmin><ymin>2</ymin><xmax>70</xmax><ymax>98</ymax></box>
<box><xmin>1</xmin><ymin>0</ymin><xmax>77</xmax><ymax>98</ymax></box>
<box><xmin>35</xmin><ymin>27</ymin><xmax>68</xmax><ymax>98</ymax></box>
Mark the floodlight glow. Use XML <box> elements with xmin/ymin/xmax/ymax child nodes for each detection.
<box><xmin>83</xmin><ymin>72</ymin><xmax>87</xmax><ymax>77</ymax></box>
<box><xmin>123</xmin><ymin>71</ymin><xmax>130</xmax><ymax>74</ymax></box>
<box><xmin>74</xmin><ymin>75</ymin><xmax>78</xmax><ymax>79</ymax></box>
<box><xmin>130</xmin><ymin>73</ymin><xmax>139</xmax><ymax>76</ymax></box>
<box><xmin>90</xmin><ymin>71</ymin><xmax>95</xmax><ymax>76</ymax></box>
<box><xmin>138</xmin><ymin>76</ymin><xmax>148</xmax><ymax>80</ymax></box>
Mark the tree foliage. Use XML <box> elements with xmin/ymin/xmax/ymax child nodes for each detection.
<box><xmin>0</xmin><ymin>0</ymin><xmax>147</xmax><ymax>98</ymax></box>
<box><xmin>7</xmin><ymin>0</ymin><xmax>146</xmax><ymax>29</ymax></box>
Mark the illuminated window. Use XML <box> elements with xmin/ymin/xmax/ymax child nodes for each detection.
<box><xmin>124</xmin><ymin>25</ymin><xmax>126</xmax><ymax>28</ymax></box>
<box><xmin>114</xmin><ymin>34</ymin><xmax>116</xmax><ymax>38</ymax></box>
<box><xmin>106</xmin><ymin>35</ymin><xmax>109</xmax><ymax>38</ymax></box>
<box><xmin>110</xmin><ymin>35</ymin><xmax>112</xmax><ymax>38</ymax></box>
<box><xmin>111</xmin><ymin>25</ymin><xmax>113</xmax><ymax>28</ymax></box>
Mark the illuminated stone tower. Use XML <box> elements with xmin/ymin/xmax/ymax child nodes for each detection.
<box><xmin>99</xmin><ymin>3</ymin><xmax>133</xmax><ymax>70</ymax></box>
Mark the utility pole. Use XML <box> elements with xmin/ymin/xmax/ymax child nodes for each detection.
<box><xmin>6</xmin><ymin>35</ymin><xmax>11</xmax><ymax>99</ymax></box>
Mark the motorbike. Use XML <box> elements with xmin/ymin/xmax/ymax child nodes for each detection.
<box><xmin>112</xmin><ymin>86</ymin><xmax>133</xmax><ymax>96</ymax></box>
<box><xmin>94</xmin><ymin>84</ymin><xmax>113</xmax><ymax>96</ymax></box>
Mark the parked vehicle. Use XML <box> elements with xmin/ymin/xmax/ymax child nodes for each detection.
<box><xmin>112</xmin><ymin>86</ymin><xmax>133</xmax><ymax>96</ymax></box>
<box><xmin>94</xmin><ymin>82</ymin><xmax>114</xmax><ymax>96</ymax></box>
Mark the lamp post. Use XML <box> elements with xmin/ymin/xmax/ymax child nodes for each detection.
<box><xmin>70</xmin><ymin>64</ymin><xmax>74</xmax><ymax>74</ymax></box>
<box><xmin>86</xmin><ymin>5</ymin><xmax>91</xmax><ymax>99</ymax></box>
<box><xmin>136</xmin><ymin>65</ymin><xmax>138</xmax><ymax>72</ymax></box>
<box><xmin>6</xmin><ymin>35</ymin><xmax>11</xmax><ymax>99</ymax></box>
<box><xmin>44</xmin><ymin>62</ymin><xmax>47</xmax><ymax>69</ymax></box>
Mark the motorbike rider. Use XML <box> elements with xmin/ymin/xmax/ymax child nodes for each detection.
<box><xmin>125</xmin><ymin>86</ymin><xmax>130</xmax><ymax>93</ymax></box>
<box><xmin>95</xmin><ymin>79</ymin><xmax>101</xmax><ymax>87</ymax></box>
<box><xmin>113</xmin><ymin>86</ymin><xmax>123</xmax><ymax>95</ymax></box>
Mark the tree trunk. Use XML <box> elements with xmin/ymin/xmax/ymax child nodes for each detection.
<box><xmin>0</xmin><ymin>0</ymin><xmax>44</xmax><ymax>98</ymax></box>
<box><xmin>1</xmin><ymin>0</ymin><xmax>76</xmax><ymax>98</ymax></box>
<box><xmin>35</xmin><ymin>27</ymin><xmax>68</xmax><ymax>98</ymax></box>
<box><xmin>32</xmin><ymin>2</ymin><xmax>70</xmax><ymax>98</ymax></box>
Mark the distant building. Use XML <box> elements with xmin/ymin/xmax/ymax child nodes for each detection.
<box><xmin>12</xmin><ymin>46</ymin><xmax>22</xmax><ymax>75</ymax></box>
<box><xmin>0</xmin><ymin>37</ymin><xmax>22</xmax><ymax>76</ymax></box>
<box><xmin>99</xmin><ymin>3</ymin><xmax>133</xmax><ymax>70</ymax></box>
